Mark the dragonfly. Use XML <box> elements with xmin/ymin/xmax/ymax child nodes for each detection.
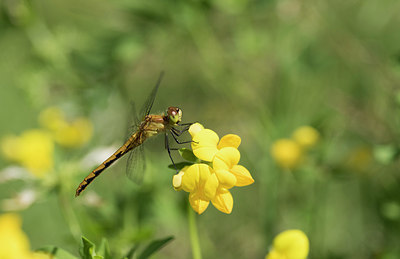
<box><xmin>75</xmin><ymin>73</ymin><xmax>192</xmax><ymax>197</ymax></box>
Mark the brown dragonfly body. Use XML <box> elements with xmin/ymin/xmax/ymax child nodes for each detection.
<box><xmin>75</xmin><ymin>107</ymin><xmax>182</xmax><ymax>197</ymax></box>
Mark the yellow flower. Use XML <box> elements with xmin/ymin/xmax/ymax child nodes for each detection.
<box><xmin>173</xmin><ymin>123</ymin><xmax>254</xmax><ymax>214</ymax></box>
<box><xmin>1</xmin><ymin>129</ymin><xmax>54</xmax><ymax>178</ymax></box>
<box><xmin>213</xmin><ymin>147</ymin><xmax>254</xmax><ymax>187</ymax></box>
<box><xmin>53</xmin><ymin>117</ymin><xmax>93</xmax><ymax>148</ymax></box>
<box><xmin>39</xmin><ymin>107</ymin><xmax>93</xmax><ymax>148</ymax></box>
<box><xmin>173</xmin><ymin>164</ymin><xmax>219</xmax><ymax>214</ymax></box>
<box><xmin>173</xmin><ymin>163</ymin><xmax>234</xmax><ymax>214</ymax></box>
<box><xmin>190</xmin><ymin>123</ymin><xmax>241</xmax><ymax>162</ymax></box>
<box><xmin>271</xmin><ymin>139</ymin><xmax>303</xmax><ymax>170</ymax></box>
<box><xmin>266</xmin><ymin>229</ymin><xmax>309</xmax><ymax>259</ymax></box>
<box><xmin>189</xmin><ymin>123</ymin><xmax>253</xmax><ymax>186</ymax></box>
<box><xmin>292</xmin><ymin>126</ymin><xmax>320</xmax><ymax>149</ymax></box>
<box><xmin>38</xmin><ymin>106</ymin><xmax>67</xmax><ymax>132</ymax></box>
<box><xmin>0</xmin><ymin>213</ymin><xmax>51</xmax><ymax>259</ymax></box>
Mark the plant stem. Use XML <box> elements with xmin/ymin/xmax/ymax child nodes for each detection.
<box><xmin>188</xmin><ymin>203</ymin><xmax>202</xmax><ymax>259</ymax></box>
<box><xmin>58</xmin><ymin>190</ymin><xmax>81</xmax><ymax>241</ymax></box>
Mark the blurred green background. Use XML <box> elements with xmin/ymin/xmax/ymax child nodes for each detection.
<box><xmin>1</xmin><ymin>0</ymin><xmax>400</xmax><ymax>258</ymax></box>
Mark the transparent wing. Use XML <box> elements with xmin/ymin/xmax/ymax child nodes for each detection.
<box><xmin>125</xmin><ymin>143</ymin><xmax>146</xmax><ymax>185</ymax></box>
<box><xmin>125</xmin><ymin>72</ymin><xmax>164</xmax><ymax>184</ymax></box>
<box><xmin>124</xmin><ymin>101</ymin><xmax>145</xmax><ymax>184</ymax></box>
<box><xmin>126</xmin><ymin>101</ymin><xmax>140</xmax><ymax>137</ymax></box>
<box><xmin>139</xmin><ymin>72</ymin><xmax>164</xmax><ymax>119</ymax></box>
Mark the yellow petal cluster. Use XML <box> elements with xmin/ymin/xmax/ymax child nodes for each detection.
<box><xmin>1</xmin><ymin>130</ymin><xmax>54</xmax><ymax>178</ymax></box>
<box><xmin>0</xmin><ymin>213</ymin><xmax>51</xmax><ymax>259</ymax></box>
<box><xmin>292</xmin><ymin>126</ymin><xmax>320</xmax><ymax>149</ymax></box>
<box><xmin>270</xmin><ymin>139</ymin><xmax>302</xmax><ymax>170</ymax></box>
<box><xmin>1</xmin><ymin>107</ymin><xmax>93</xmax><ymax>178</ymax></box>
<box><xmin>173</xmin><ymin>123</ymin><xmax>254</xmax><ymax>214</ymax></box>
<box><xmin>265</xmin><ymin>229</ymin><xmax>309</xmax><ymax>259</ymax></box>
<box><xmin>39</xmin><ymin>106</ymin><xmax>93</xmax><ymax>148</ymax></box>
<box><xmin>271</xmin><ymin>126</ymin><xmax>319</xmax><ymax>170</ymax></box>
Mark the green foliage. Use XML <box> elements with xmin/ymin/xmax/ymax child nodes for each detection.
<box><xmin>178</xmin><ymin>148</ymin><xmax>199</xmax><ymax>163</ymax></box>
<box><xmin>136</xmin><ymin>236</ymin><xmax>174</xmax><ymax>259</ymax></box>
<box><xmin>37</xmin><ymin>236</ymin><xmax>173</xmax><ymax>259</ymax></box>
<box><xmin>79</xmin><ymin>236</ymin><xmax>108</xmax><ymax>259</ymax></box>
<box><xmin>37</xmin><ymin>246</ymin><xmax>78</xmax><ymax>259</ymax></box>
<box><xmin>1</xmin><ymin>0</ymin><xmax>400</xmax><ymax>258</ymax></box>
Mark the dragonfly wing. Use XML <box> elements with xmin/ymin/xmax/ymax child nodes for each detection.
<box><xmin>125</xmin><ymin>143</ymin><xmax>146</xmax><ymax>185</ymax></box>
<box><xmin>139</xmin><ymin>72</ymin><xmax>164</xmax><ymax>119</ymax></box>
<box><xmin>125</xmin><ymin>72</ymin><xmax>164</xmax><ymax>184</ymax></box>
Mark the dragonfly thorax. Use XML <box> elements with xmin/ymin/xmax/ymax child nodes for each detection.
<box><xmin>166</xmin><ymin>107</ymin><xmax>182</xmax><ymax>125</ymax></box>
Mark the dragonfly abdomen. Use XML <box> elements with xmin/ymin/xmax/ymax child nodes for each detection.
<box><xmin>75</xmin><ymin>132</ymin><xmax>143</xmax><ymax>197</ymax></box>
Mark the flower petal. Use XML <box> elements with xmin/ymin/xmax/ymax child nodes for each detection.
<box><xmin>181</xmin><ymin>165</ymin><xmax>199</xmax><ymax>192</ymax></box>
<box><xmin>188</xmin><ymin>123</ymin><xmax>204</xmax><ymax>138</ymax></box>
<box><xmin>192</xmin><ymin>129</ymin><xmax>219</xmax><ymax>161</ymax></box>
<box><xmin>213</xmin><ymin>147</ymin><xmax>240</xmax><ymax>171</ymax></box>
<box><xmin>215</xmin><ymin>169</ymin><xmax>237</xmax><ymax>189</ymax></box>
<box><xmin>204</xmin><ymin>173</ymin><xmax>219</xmax><ymax>200</ymax></box>
<box><xmin>265</xmin><ymin>249</ymin><xmax>281</xmax><ymax>259</ymax></box>
<box><xmin>189</xmin><ymin>192</ymin><xmax>209</xmax><ymax>214</ymax></box>
<box><xmin>230</xmin><ymin>165</ymin><xmax>254</xmax><ymax>186</ymax></box>
<box><xmin>211</xmin><ymin>188</ymin><xmax>233</xmax><ymax>214</ymax></box>
<box><xmin>181</xmin><ymin>164</ymin><xmax>212</xmax><ymax>192</ymax></box>
<box><xmin>217</xmin><ymin>134</ymin><xmax>241</xmax><ymax>149</ymax></box>
<box><xmin>172</xmin><ymin>170</ymin><xmax>185</xmax><ymax>190</ymax></box>
<box><xmin>272</xmin><ymin>229</ymin><xmax>309</xmax><ymax>259</ymax></box>
<box><xmin>198</xmin><ymin>163</ymin><xmax>212</xmax><ymax>185</ymax></box>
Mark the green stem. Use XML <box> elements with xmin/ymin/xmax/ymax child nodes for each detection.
<box><xmin>188</xmin><ymin>203</ymin><xmax>202</xmax><ymax>259</ymax></box>
<box><xmin>58</xmin><ymin>190</ymin><xmax>81</xmax><ymax>241</ymax></box>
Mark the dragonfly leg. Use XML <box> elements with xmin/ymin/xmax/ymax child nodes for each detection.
<box><xmin>171</xmin><ymin>128</ymin><xmax>199</xmax><ymax>144</ymax></box>
<box><xmin>171</xmin><ymin>126</ymin><xmax>190</xmax><ymax>136</ymax></box>
<box><xmin>170</xmin><ymin>129</ymin><xmax>193</xmax><ymax>144</ymax></box>
<box><xmin>165</xmin><ymin>132</ymin><xmax>179</xmax><ymax>172</ymax></box>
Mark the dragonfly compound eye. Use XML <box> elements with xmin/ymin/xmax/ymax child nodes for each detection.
<box><xmin>167</xmin><ymin>107</ymin><xmax>182</xmax><ymax>124</ymax></box>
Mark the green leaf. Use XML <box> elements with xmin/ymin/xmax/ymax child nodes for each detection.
<box><xmin>36</xmin><ymin>246</ymin><xmax>78</xmax><ymax>259</ymax></box>
<box><xmin>80</xmin><ymin>236</ymin><xmax>96</xmax><ymax>259</ymax></box>
<box><xmin>178</xmin><ymin>148</ymin><xmax>198</xmax><ymax>162</ymax></box>
<box><xmin>168</xmin><ymin>162</ymin><xmax>193</xmax><ymax>170</ymax></box>
<box><xmin>97</xmin><ymin>238</ymin><xmax>111</xmax><ymax>259</ymax></box>
<box><xmin>137</xmin><ymin>236</ymin><xmax>174</xmax><ymax>259</ymax></box>
<box><xmin>123</xmin><ymin>245</ymin><xmax>139</xmax><ymax>259</ymax></box>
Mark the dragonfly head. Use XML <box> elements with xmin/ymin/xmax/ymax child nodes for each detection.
<box><xmin>167</xmin><ymin>107</ymin><xmax>182</xmax><ymax>125</ymax></box>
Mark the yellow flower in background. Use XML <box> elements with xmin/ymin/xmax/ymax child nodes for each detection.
<box><xmin>38</xmin><ymin>106</ymin><xmax>66</xmax><ymax>132</ymax></box>
<box><xmin>1</xmin><ymin>129</ymin><xmax>54</xmax><ymax>178</ymax></box>
<box><xmin>53</xmin><ymin>117</ymin><xmax>93</xmax><ymax>148</ymax></box>
<box><xmin>174</xmin><ymin>123</ymin><xmax>253</xmax><ymax>214</ymax></box>
<box><xmin>266</xmin><ymin>229</ymin><xmax>309</xmax><ymax>259</ymax></box>
<box><xmin>39</xmin><ymin>106</ymin><xmax>93</xmax><ymax>148</ymax></box>
<box><xmin>0</xmin><ymin>213</ymin><xmax>30</xmax><ymax>258</ymax></box>
<box><xmin>271</xmin><ymin>126</ymin><xmax>320</xmax><ymax>170</ymax></box>
<box><xmin>1</xmin><ymin>107</ymin><xmax>92</xmax><ymax>178</ymax></box>
<box><xmin>271</xmin><ymin>139</ymin><xmax>303</xmax><ymax>170</ymax></box>
<box><xmin>292</xmin><ymin>126</ymin><xmax>320</xmax><ymax>149</ymax></box>
<box><xmin>0</xmin><ymin>213</ymin><xmax>51</xmax><ymax>259</ymax></box>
